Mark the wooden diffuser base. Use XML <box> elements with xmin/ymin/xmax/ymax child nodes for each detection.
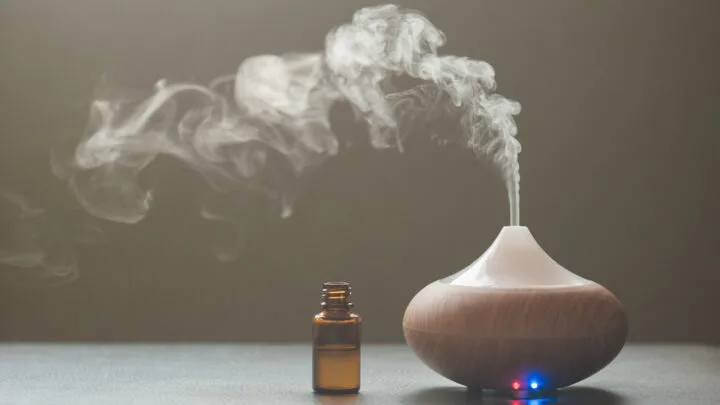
<box><xmin>402</xmin><ymin>226</ymin><xmax>628</xmax><ymax>391</ymax></box>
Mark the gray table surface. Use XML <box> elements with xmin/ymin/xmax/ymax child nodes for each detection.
<box><xmin>0</xmin><ymin>343</ymin><xmax>718</xmax><ymax>405</ymax></box>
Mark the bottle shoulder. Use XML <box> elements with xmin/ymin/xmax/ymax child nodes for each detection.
<box><xmin>313</xmin><ymin>311</ymin><xmax>361</xmax><ymax>324</ymax></box>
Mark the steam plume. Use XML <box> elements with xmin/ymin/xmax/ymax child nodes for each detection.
<box><xmin>325</xmin><ymin>5</ymin><xmax>522</xmax><ymax>223</ymax></box>
<box><xmin>54</xmin><ymin>4</ymin><xmax>522</xmax><ymax>234</ymax></box>
<box><xmin>0</xmin><ymin>191</ymin><xmax>80</xmax><ymax>282</ymax></box>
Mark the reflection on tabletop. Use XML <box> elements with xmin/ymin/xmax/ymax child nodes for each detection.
<box><xmin>312</xmin><ymin>386</ymin><xmax>626</xmax><ymax>405</ymax></box>
<box><xmin>401</xmin><ymin>386</ymin><xmax>626</xmax><ymax>405</ymax></box>
<box><xmin>313</xmin><ymin>393</ymin><xmax>363</xmax><ymax>405</ymax></box>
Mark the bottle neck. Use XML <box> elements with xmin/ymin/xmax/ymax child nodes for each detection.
<box><xmin>321</xmin><ymin>282</ymin><xmax>353</xmax><ymax>312</ymax></box>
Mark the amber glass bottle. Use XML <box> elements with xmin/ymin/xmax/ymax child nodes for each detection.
<box><xmin>312</xmin><ymin>281</ymin><xmax>361</xmax><ymax>394</ymax></box>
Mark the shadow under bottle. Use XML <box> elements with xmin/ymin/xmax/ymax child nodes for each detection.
<box><xmin>313</xmin><ymin>282</ymin><xmax>361</xmax><ymax>394</ymax></box>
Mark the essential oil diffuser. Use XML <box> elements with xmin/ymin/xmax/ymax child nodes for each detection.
<box><xmin>402</xmin><ymin>225</ymin><xmax>628</xmax><ymax>397</ymax></box>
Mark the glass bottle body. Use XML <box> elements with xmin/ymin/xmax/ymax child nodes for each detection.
<box><xmin>312</xmin><ymin>283</ymin><xmax>361</xmax><ymax>394</ymax></box>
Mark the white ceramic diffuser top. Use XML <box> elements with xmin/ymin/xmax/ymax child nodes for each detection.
<box><xmin>443</xmin><ymin>226</ymin><xmax>591</xmax><ymax>288</ymax></box>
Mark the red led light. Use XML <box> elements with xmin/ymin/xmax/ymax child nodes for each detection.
<box><xmin>512</xmin><ymin>381</ymin><xmax>520</xmax><ymax>390</ymax></box>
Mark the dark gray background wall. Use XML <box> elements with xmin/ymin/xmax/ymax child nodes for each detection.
<box><xmin>0</xmin><ymin>0</ymin><xmax>718</xmax><ymax>343</ymax></box>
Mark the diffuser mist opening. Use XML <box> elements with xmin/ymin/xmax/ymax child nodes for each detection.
<box><xmin>441</xmin><ymin>226</ymin><xmax>591</xmax><ymax>289</ymax></box>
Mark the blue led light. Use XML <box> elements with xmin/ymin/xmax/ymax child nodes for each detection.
<box><xmin>530</xmin><ymin>381</ymin><xmax>539</xmax><ymax>389</ymax></box>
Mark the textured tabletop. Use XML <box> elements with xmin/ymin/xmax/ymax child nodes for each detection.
<box><xmin>0</xmin><ymin>343</ymin><xmax>718</xmax><ymax>405</ymax></box>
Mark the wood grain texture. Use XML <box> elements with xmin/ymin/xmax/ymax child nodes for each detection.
<box><xmin>402</xmin><ymin>280</ymin><xmax>628</xmax><ymax>390</ymax></box>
